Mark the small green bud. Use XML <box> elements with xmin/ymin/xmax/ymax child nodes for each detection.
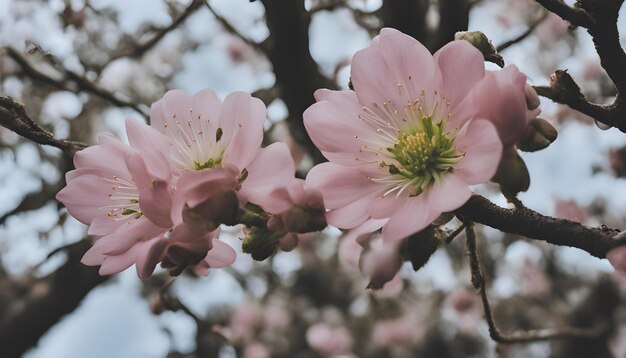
<box><xmin>492</xmin><ymin>151</ymin><xmax>530</xmax><ymax>196</ymax></box>
<box><xmin>518</xmin><ymin>118</ymin><xmax>558</xmax><ymax>152</ymax></box>
<box><xmin>454</xmin><ymin>31</ymin><xmax>504</xmax><ymax>67</ymax></box>
<box><xmin>242</xmin><ymin>226</ymin><xmax>283</xmax><ymax>261</ymax></box>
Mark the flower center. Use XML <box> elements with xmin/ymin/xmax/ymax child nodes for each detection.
<box><xmin>383</xmin><ymin>115</ymin><xmax>462</xmax><ymax>195</ymax></box>
<box><xmin>162</xmin><ymin>110</ymin><xmax>225</xmax><ymax>172</ymax></box>
<box><xmin>102</xmin><ymin>175</ymin><xmax>143</xmax><ymax>220</ymax></box>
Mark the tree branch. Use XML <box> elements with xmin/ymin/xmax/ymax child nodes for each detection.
<box><xmin>464</xmin><ymin>224</ymin><xmax>608</xmax><ymax>344</ymax></box>
<box><xmin>1</xmin><ymin>47</ymin><xmax>149</xmax><ymax>118</ymax></box>
<box><xmin>0</xmin><ymin>240</ymin><xmax>108</xmax><ymax>357</ymax></box>
<box><xmin>534</xmin><ymin>0</ymin><xmax>626</xmax><ymax>132</ymax></box>
<box><xmin>108</xmin><ymin>0</ymin><xmax>204</xmax><ymax>62</ymax></box>
<box><xmin>457</xmin><ymin>195</ymin><xmax>622</xmax><ymax>259</ymax></box>
<box><xmin>0</xmin><ymin>96</ymin><xmax>86</xmax><ymax>155</ymax></box>
<box><xmin>260</xmin><ymin>0</ymin><xmax>336</xmax><ymax>164</ymax></box>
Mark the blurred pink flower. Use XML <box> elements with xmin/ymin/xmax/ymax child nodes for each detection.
<box><xmin>607</xmin><ymin>245</ymin><xmax>626</xmax><ymax>272</ymax></box>
<box><xmin>57</xmin><ymin>114</ymin><xmax>237</xmax><ymax>278</ymax></box>
<box><xmin>265</xmin><ymin>178</ymin><xmax>326</xmax><ymax>234</ymax></box>
<box><xmin>473</xmin><ymin>65</ymin><xmax>540</xmax><ymax>155</ymax></box>
<box><xmin>243</xmin><ymin>342</ymin><xmax>270</xmax><ymax>358</ymax></box>
<box><xmin>305</xmin><ymin>28</ymin><xmax>503</xmax><ymax>241</ymax></box>
<box><xmin>361</xmin><ymin>236</ymin><xmax>404</xmax><ymax>289</ymax></box>
<box><xmin>554</xmin><ymin>199</ymin><xmax>588</xmax><ymax>224</ymax></box>
<box><xmin>306</xmin><ymin>323</ymin><xmax>353</xmax><ymax>356</ymax></box>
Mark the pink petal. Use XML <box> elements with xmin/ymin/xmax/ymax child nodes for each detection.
<box><xmin>368</xmin><ymin>194</ymin><xmax>406</xmax><ymax>219</ymax></box>
<box><xmin>125</xmin><ymin>152</ymin><xmax>173</xmax><ymax>228</ymax></box>
<box><xmin>433</xmin><ymin>40</ymin><xmax>485</xmax><ymax>112</ymax></box>
<box><xmin>306</xmin><ymin>162</ymin><xmax>378</xmax><ymax>210</ymax></box>
<box><xmin>346</xmin><ymin>218</ymin><xmax>387</xmax><ymax>245</ymax></box>
<box><xmin>326</xmin><ymin>192</ymin><xmax>379</xmax><ymax>229</ymax></box>
<box><xmin>454</xmin><ymin>119</ymin><xmax>503</xmax><ymax>185</ymax></box>
<box><xmin>382</xmin><ymin>195</ymin><xmax>438</xmax><ymax>242</ymax></box>
<box><xmin>191</xmin><ymin>89</ymin><xmax>222</xmax><ymax>124</ymax></box>
<box><xmin>239</xmin><ymin>142</ymin><xmax>295</xmax><ymax>206</ymax></box>
<box><xmin>607</xmin><ymin>246</ymin><xmax>626</xmax><ymax>272</ymax></box>
<box><xmin>472</xmin><ymin>66</ymin><xmax>530</xmax><ymax>147</ymax></box>
<box><xmin>303</xmin><ymin>89</ymin><xmax>375</xmax><ymax>166</ymax></box>
<box><xmin>125</xmin><ymin>118</ymin><xmax>172</xmax><ymax>180</ymax></box>
<box><xmin>72</xmin><ymin>133</ymin><xmax>130</xmax><ymax>175</ymax></box>
<box><xmin>134</xmin><ymin>237</ymin><xmax>168</xmax><ymax>279</ymax></box>
<box><xmin>100</xmin><ymin>218</ymin><xmax>166</xmax><ymax>256</ymax></box>
<box><xmin>56</xmin><ymin>173</ymin><xmax>119</xmax><ymax>225</ymax></box>
<box><xmin>426</xmin><ymin>174</ymin><xmax>471</xmax><ymax>214</ymax></box>
<box><xmin>203</xmin><ymin>239</ymin><xmax>236</xmax><ymax>268</ymax></box>
<box><xmin>351</xmin><ymin>28</ymin><xmax>436</xmax><ymax>110</ymax></box>
<box><xmin>220</xmin><ymin>92</ymin><xmax>266</xmax><ymax>171</ymax></box>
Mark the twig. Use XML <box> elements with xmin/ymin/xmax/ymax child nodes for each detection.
<box><xmin>464</xmin><ymin>224</ymin><xmax>607</xmax><ymax>344</ymax></box>
<box><xmin>203</xmin><ymin>0</ymin><xmax>268</xmax><ymax>55</ymax></box>
<box><xmin>444</xmin><ymin>223</ymin><xmax>467</xmax><ymax>244</ymax></box>
<box><xmin>456</xmin><ymin>195</ymin><xmax>622</xmax><ymax>259</ymax></box>
<box><xmin>534</xmin><ymin>0</ymin><xmax>626</xmax><ymax>132</ymax></box>
<box><xmin>497</xmin><ymin>11</ymin><xmax>549</xmax><ymax>52</ymax></box>
<box><xmin>2</xmin><ymin>47</ymin><xmax>149</xmax><ymax>118</ymax></box>
<box><xmin>108</xmin><ymin>0</ymin><xmax>204</xmax><ymax>62</ymax></box>
<box><xmin>158</xmin><ymin>277</ymin><xmax>201</xmax><ymax>323</ymax></box>
<box><xmin>535</xmin><ymin>0</ymin><xmax>593</xmax><ymax>28</ymax></box>
<box><xmin>0</xmin><ymin>96</ymin><xmax>87</xmax><ymax>155</ymax></box>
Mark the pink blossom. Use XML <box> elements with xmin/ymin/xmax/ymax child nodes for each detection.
<box><xmin>305</xmin><ymin>28</ymin><xmax>503</xmax><ymax>242</ymax></box>
<box><xmin>56</xmin><ymin>123</ymin><xmax>173</xmax><ymax>279</ymax></box>
<box><xmin>265</xmin><ymin>178</ymin><xmax>326</xmax><ymax>234</ymax></box>
<box><xmin>57</xmin><ymin>115</ymin><xmax>236</xmax><ymax>278</ymax></box>
<box><xmin>473</xmin><ymin>65</ymin><xmax>541</xmax><ymax>154</ymax></box>
<box><xmin>607</xmin><ymin>245</ymin><xmax>626</xmax><ymax>272</ymax></box>
<box><xmin>243</xmin><ymin>342</ymin><xmax>270</xmax><ymax>358</ymax></box>
<box><xmin>361</xmin><ymin>236</ymin><xmax>404</xmax><ymax>289</ymax></box>
<box><xmin>306</xmin><ymin>323</ymin><xmax>353</xmax><ymax>356</ymax></box>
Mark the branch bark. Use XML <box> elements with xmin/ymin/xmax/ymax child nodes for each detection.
<box><xmin>260</xmin><ymin>0</ymin><xmax>336</xmax><ymax>164</ymax></box>
<box><xmin>457</xmin><ymin>195</ymin><xmax>622</xmax><ymax>259</ymax></box>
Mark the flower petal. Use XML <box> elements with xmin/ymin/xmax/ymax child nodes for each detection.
<box><xmin>306</xmin><ymin>162</ymin><xmax>378</xmax><ymax>210</ymax></box>
<box><xmin>240</xmin><ymin>142</ymin><xmax>295</xmax><ymax>206</ymax></box>
<box><xmin>382</xmin><ymin>195</ymin><xmax>438</xmax><ymax>242</ymax></box>
<box><xmin>220</xmin><ymin>92</ymin><xmax>266</xmax><ymax>171</ymax></box>
<box><xmin>426</xmin><ymin>174</ymin><xmax>471</xmax><ymax>214</ymax></box>
<box><xmin>454</xmin><ymin>119</ymin><xmax>503</xmax><ymax>185</ymax></box>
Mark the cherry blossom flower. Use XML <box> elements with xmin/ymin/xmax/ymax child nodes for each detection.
<box><xmin>57</xmin><ymin>117</ymin><xmax>236</xmax><ymax>278</ymax></box>
<box><xmin>150</xmin><ymin>89</ymin><xmax>295</xmax><ymax>233</ymax></box>
<box><xmin>305</xmin><ymin>28</ymin><xmax>503</xmax><ymax>241</ymax></box>
<box><xmin>607</xmin><ymin>245</ymin><xmax>626</xmax><ymax>272</ymax></box>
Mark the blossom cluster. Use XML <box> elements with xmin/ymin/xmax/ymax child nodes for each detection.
<box><xmin>57</xmin><ymin>28</ymin><xmax>549</xmax><ymax>280</ymax></box>
<box><xmin>57</xmin><ymin>90</ymin><xmax>324</xmax><ymax>278</ymax></box>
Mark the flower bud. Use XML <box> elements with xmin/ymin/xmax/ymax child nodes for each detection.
<box><xmin>607</xmin><ymin>245</ymin><xmax>626</xmax><ymax>272</ymax></box>
<box><xmin>454</xmin><ymin>31</ymin><xmax>504</xmax><ymax>67</ymax></box>
<box><xmin>360</xmin><ymin>237</ymin><xmax>404</xmax><ymax>289</ymax></box>
<box><xmin>182</xmin><ymin>189</ymin><xmax>239</xmax><ymax>235</ymax></box>
<box><xmin>242</xmin><ymin>226</ymin><xmax>283</xmax><ymax>261</ymax></box>
<box><xmin>492</xmin><ymin>150</ymin><xmax>530</xmax><ymax>195</ymax></box>
<box><xmin>517</xmin><ymin>118</ymin><xmax>558</xmax><ymax>152</ymax></box>
<box><xmin>525</xmin><ymin>84</ymin><xmax>540</xmax><ymax>110</ymax></box>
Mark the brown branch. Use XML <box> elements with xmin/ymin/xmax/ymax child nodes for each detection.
<box><xmin>496</xmin><ymin>11</ymin><xmax>549</xmax><ymax>52</ymax></box>
<box><xmin>2</xmin><ymin>47</ymin><xmax>149</xmax><ymax>118</ymax></box>
<box><xmin>108</xmin><ymin>0</ymin><xmax>204</xmax><ymax>62</ymax></box>
<box><xmin>0</xmin><ymin>240</ymin><xmax>108</xmax><ymax>357</ymax></box>
<box><xmin>0</xmin><ymin>96</ymin><xmax>86</xmax><ymax>155</ymax></box>
<box><xmin>259</xmin><ymin>0</ymin><xmax>336</xmax><ymax>164</ymax></box>
<box><xmin>534</xmin><ymin>0</ymin><xmax>593</xmax><ymax>28</ymax></box>
<box><xmin>456</xmin><ymin>195</ymin><xmax>622</xmax><ymax>259</ymax></box>
<box><xmin>464</xmin><ymin>224</ymin><xmax>607</xmax><ymax>344</ymax></box>
<box><xmin>203</xmin><ymin>0</ymin><xmax>268</xmax><ymax>55</ymax></box>
<box><xmin>535</xmin><ymin>0</ymin><xmax>626</xmax><ymax>132</ymax></box>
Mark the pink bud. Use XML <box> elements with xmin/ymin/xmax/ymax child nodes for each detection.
<box><xmin>360</xmin><ymin>237</ymin><xmax>404</xmax><ymax>289</ymax></box>
<box><xmin>607</xmin><ymin>246</ymin><xmax>626</xmax><ymax>272</ymax></box>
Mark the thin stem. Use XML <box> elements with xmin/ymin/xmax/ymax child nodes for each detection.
<box><xmin>464</xmin><ymin>224</ymin><xmax>607</xmax><ymax>344</ymax></box>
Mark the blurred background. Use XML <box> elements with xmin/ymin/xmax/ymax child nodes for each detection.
<box><xmin>1</xmin><ymin>0</ymin><xmax>626</xmax><ymax>357</ymax></box>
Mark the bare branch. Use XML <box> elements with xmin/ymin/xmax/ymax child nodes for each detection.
<box><xmin>457</xmin><ymin>195</ymin><xmax>622</xmax><ymax>258</ymax></box>
<box><xmin>108</xmin><ymin>0</ymin><xmax>204</xmax><ymax>62</ymax></box>
<box><xmin>1</xmin><ymin>47</ymin><xmax>149</xmax><ymax>118</ymax></box>
<box><xmin>464</xmin><ymin>224</ymin><xmax>608</xmax><ymax>344</ymax></box>
<box><xmin>534</xmin><ymin>0</ymin><xmax>593</xmax><ymax>28</ymax></box>
<box><xmin>203</xmin><ymin>0</ymin><xmax>268</xmax><ymax>55</ymax></box>
<box><xmin>496</xmin><ymin>11</ymin><xmax>549</xmax><ymax>52</ymax></box>
<box><xmin>0</xmin><ymin>96</ymin><xmax>86</xmax><ymax>155</ymax></box>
